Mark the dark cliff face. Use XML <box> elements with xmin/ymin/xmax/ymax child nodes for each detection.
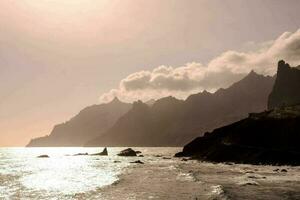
<box><xmin>176</xmin><ymin>61</ymin><xmax>300</xmax><ymax>165</ymax></box>
<box><xmin>86</xmin><ymin>71</ymin><xmax>275</xmax><ymax>147</ymax></box>
<box><xmin>268</xmin><ymin>60</ymin><xmax>300</xmax><ymax>109</ymax></box>
<box><xmin>175</xmin><ymin>105</ymin><xmax>300</xmax><ymax>165</ymax></box>
<box><xmin>26</xmin><ymin>98</ymin><xmax>132</xmax><ymax>147</ymax></box>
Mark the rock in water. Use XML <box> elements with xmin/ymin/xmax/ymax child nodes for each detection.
<box><xmin>91</xmin><ymin>147</ymin><xmax>108</xmax><ymax>156</ymax></box>
<box><xmin>117</xmin><ymin>148</ymin><xmax>137</xmax><ymax>156</ymax></box>
<box><xmin>73</xmin><ymin>153</ymin><xmax>88</xmax><ymax>156</ymax></box>
<box><xmin>37</xmin><ymin>155</ymin><xmax>49</xmax><ymax>158</ymax></box>
<box><xmin>130</xmin><ymin>160</ymin><xmax>144</xmax><ymax>164</ymax></box>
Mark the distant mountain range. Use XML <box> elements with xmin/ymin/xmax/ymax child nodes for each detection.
<box><xmin>27</xmin><ymin>98</ymin><xmax>131</xmax><ymax>147</ymax></box>
<box><xmin>176</xmin><ymin>60</ymin><xmax>300</xmax><ymax>165</ymax></box>
<box><xmin>28</xmin><ymin>64</ymin><xmax>276</xmax><ymax>147</ymax></box>
<box><xmin>85</xmin><ymin>70</ymin><xmax>274</xmax><ymax>147</ymax></box>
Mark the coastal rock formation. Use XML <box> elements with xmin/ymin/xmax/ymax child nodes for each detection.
<box><xmin>27</xmin><ymin>98</ymin><xmax>131</xmax><ymax>147</ymax></box>
<box><xmin>91</xmin><ymin>147</ymin><xmax>108</xmax><ymax>156</ymax></box>
<box><xmin>37</xmin><ymin>155</ymin><xmax>49</xmax><ymax>158</ymax></box>
<box><xmin>268</xmin><ymin>60</ymin><xmax>300</xmax><ymax>109</ymax></box>
<box><xmin>86</xmin><ymin>71</ymin><xmax>274</xmax><ymax>147</ymax></box>
<box><xmin>176</xmin><ymin>61</ymin><xmax>300</xmax><ymax>165</ymax></box>
<box><xmin>117</xmin><ymin>148</ymin><xmax>137</xmax><ymax>156</ymax></box>
<box><xmin>175</xmin><ymin>105</ymin><xmax>300</xmax><ymax>165</ymax></box>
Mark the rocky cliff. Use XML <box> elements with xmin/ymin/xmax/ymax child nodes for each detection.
<box><xmin>268</xmin><ymin>60</ymin><xmax>300</xmax><ymax>109</ymax></box>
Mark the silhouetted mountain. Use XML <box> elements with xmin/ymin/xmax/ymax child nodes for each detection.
<box><xmin>145</xmin><ymin>99</ymin><xmax>156</xmax><ymax>106</ymax></box>
<box><xmin>27</xmin><ymin>98</ymin><xmax>132</xmax><ymax>147</ymax></box>
<box><xmin>86</xmin><ymin>97</ymin><xmax>184</xmax><ymax>146</ymax></box>
<box><xmin>268</xmin><ymin>60</ymin><xmax>300</xmax><ymax>109</ymax></box>
<box><xmin>175</xmin><ymin>105</ymin><xmax>300</xmax><ymax>165</ymax></box>
<box><xmin>86</xmin><ymin>71</ymin><xmax>275</xmax><ymax>147</ymax></box>
<box><xmin>176</xmin><ymin>61</ymin><xmax>300</xmax><ymax>165</ymax></box>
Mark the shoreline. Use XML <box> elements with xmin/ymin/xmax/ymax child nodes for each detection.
<box><xmin>78</xmin><ymin>157</ymin><xmax>300</xmax><ymax>200</ymax></box>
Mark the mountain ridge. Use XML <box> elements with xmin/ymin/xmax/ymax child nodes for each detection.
<box><xmin>27</xmin><ymin>98</ymin><xmax>132</xmax><ymax>147</ymax></box>
<box><xmin>86</xmin><ymin>70</ymin><xmax>275</xmax><ymax>147</ymax></box>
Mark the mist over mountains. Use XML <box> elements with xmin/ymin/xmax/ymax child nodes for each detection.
<box><xmin>86</xmin><ymin>71</ymin><xmax>274</xmax><ymax>147</ymax></box>
<box><xmin>28</xmin><ymin>69</ymin><xmax>275</xmax><ymax>147</ymax></box>
<box><xmin>27</xmin><ymin>98</ymin><xmax>131</xmax><ymax>147</ymax></box>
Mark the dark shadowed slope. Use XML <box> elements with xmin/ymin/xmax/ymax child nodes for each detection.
<box><xmin>27</xmin><ymin>98</ymin><xmax>131</xmax><ymax>147</ymax></box>
<box><xmin>268</xmin><ymin>60</ymin><xmax>300</xmax><ymax>109</ymax></box>
<box><xmin>86</xmin><ymin>71</ymin><xmax>275</xmax><ymax>147</ymax></box>
<box><xmin>175</xmin><ymin>105</ymin><xmax>300</xmax><ymax>165</ymax></box>
<box><xmin>176</xmin><ymin>61</ymin><xmax>300</xmax><ymax>165</ymax></box>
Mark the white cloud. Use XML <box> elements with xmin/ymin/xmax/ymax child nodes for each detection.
<box><xmin>100</xmin><ymin>29</ymin><xmax>300</xmax><ymax>103</ymax></box>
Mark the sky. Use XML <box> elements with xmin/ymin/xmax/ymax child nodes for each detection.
<box><xmin>0</xmin><ymin>0</ymin><xmax>300</xmax><ymax>146</ymax></box>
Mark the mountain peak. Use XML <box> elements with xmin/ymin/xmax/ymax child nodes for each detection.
<box><xmin>244</xmin><ymin>69</ymin><xmax>260</xmax><ymax>79</ymax></box>
<box><xmin>268</xmin><ymin>60</ymin><xmax>300</xmax><ymax>109</ymax></box>
<box><xmin>108</xmin><ymin>97</ymin><xmax>122</xmax><ymax>104</ymax></box>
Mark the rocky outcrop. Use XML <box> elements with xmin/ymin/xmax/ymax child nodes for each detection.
<box><xmin>176</xmin><ymin>62</ymin><xmax>300</xmax><ymax>165</ymax></box>
<box><xmin>117</xmin><ymin>148</ymin><xmax>137</xmax><ymax>156</ymax></box>
<box><xmin>86</xmin><ymin>71</ymin><xmax>274</xmax><ymax>147</ymax></box>
<box><xmin>37</xmin><ymin>155</ymin><xmax>49</xmax><ymax>158</ymax></box>
<box><xmin>91</xmin><ymin>147</ymin><xmax>108</xmax><ymax>156</ymax></box>
<box><xmin>175</xmin><ymin>105</ymin><xmax>300</xmax><ymax>165</ymax></box>
<box><xmin>268</xmin><ymin>60</ymin><xmax>300</xmax><ymax>109</ymax></box>
<box><xmin>27</xmin><ymin>98</ymin><xmax>131</xmax><ymax>147</ymax></box>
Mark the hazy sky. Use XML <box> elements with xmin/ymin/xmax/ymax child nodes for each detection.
<box><xmin>1</xmin><ymin>0</ymin><xmax>300</xmax><ymax>146</ymax></box>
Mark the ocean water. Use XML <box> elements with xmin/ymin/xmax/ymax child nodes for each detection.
<box><xmin>0</xmin><ymin>147</ymin><xmax>180</xmax><ymax>199</ymax></box>
<box><xmin>1</xmin><ymin>147</ymin><xmax>300</xmax><ymax>200</ymax></box>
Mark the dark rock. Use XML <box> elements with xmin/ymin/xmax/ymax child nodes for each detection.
<box><xmin>138</xmin><ymin>155</ymin><xmax>144</xmax><ymax>157</ymax></box>
<box><xmin>268</xmin><ymin>60</ymin><xmax>300</xmax><ymax>109</ymax></box>
<box><xmin>135</xmin><ymin>151</ymin><xmax>142</xmax><ymax>154</ymax></box>
<box><xmin>273</xmin><ymin>169</ymin><xmax>280</xmax><ymax>172</ymax></box>
<box><xmin>130</xmin><ymin>160</ymin><xmax>144</xmax><ymax>164</ymax></box>
<box><xmin>181</xmin><ymin>158</ymin><xmax>189</xmax><ymax>161</ymax></box>
<box><xmin>114</xmin><ymin>160</ymin><xmax>121</xmax><ymax>163</ymax></box>
<box><xmin>91</xmin><ymin>147</ymin><xmax>108</xmax><ymax>156</ymax></box>
<box><xmin>241</xmin><ymin>182</ymin><xmax>259</xmax><ymax>186</ymax></box>
<box><xmin>248</xmin><ymin>175</ymin><xmax>259</xmax><ymax>179</ymax></box>
<box><xmin>224</xmin><ymin>162</ymin><xmax>234</xmax><ymax>165</ymax></box>
<box><xmin>37</xmin><ymin>155</ymin><xmax>49</xmax><ymax>158</ymax></box>
<box><xmin>73</xmin><ymin>153</ymin><xmax>88</xmax><ymax>156</ymax></box>
<box><xmin>176</xmin><ymin>61</ymin><xmax>300</xmax><ymax>166</ymax></box>
<box><xmin>175</xmin><ymin>104</ymin><xmax>300</xmax><ymax>166</ymax></box>
<box><xmin>117</xmin><ymin>148</ymin><xmax>137</xmax><ymax>156</ymax></box>
<box><xmin>281</xmin><ymin>169</ymin><xmax>288</xmax><ymax>172</ymax></box>
<box><xmin>162</xmin><ymin>157</ymin><xmax>171</xmax><ymax>160</ymax></box>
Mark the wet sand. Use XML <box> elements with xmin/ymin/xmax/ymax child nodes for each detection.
<box><xmin>96</xmin><ymin>158</ymin><xmax>300</xmax><ymax>200</ymax></box>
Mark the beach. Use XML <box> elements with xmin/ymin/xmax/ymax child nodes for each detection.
<box><xmin>1</xmin><ymin>147</ymin><xmax>300</xmax><ymax>199</ymax></box>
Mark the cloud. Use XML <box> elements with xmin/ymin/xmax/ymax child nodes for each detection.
<box><xmin>100</xmin><ymin>29</ymin><xmax>300</xmax><ymax>103</ymax></box>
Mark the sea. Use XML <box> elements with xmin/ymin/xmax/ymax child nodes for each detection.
<box><xmin>1</xmin><ymin>147</ymin><xmax>300</xmax><ymax>200</ymax></box>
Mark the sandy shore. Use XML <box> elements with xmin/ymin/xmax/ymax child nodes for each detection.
<box><xmin>74</xmin><ymin>155</ymin><xmax>300</xmax><ymax>200</ymax></box>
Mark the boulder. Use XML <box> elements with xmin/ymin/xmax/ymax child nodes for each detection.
<box><xmin>117</xmin><ymin>148</ymin><xmax>137</xmax><ymax>156</ymax></box>
<box><xmin>37</xmin><ymin>155</ymin><xmax>49</xmax><ymax>158</ymax></box>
